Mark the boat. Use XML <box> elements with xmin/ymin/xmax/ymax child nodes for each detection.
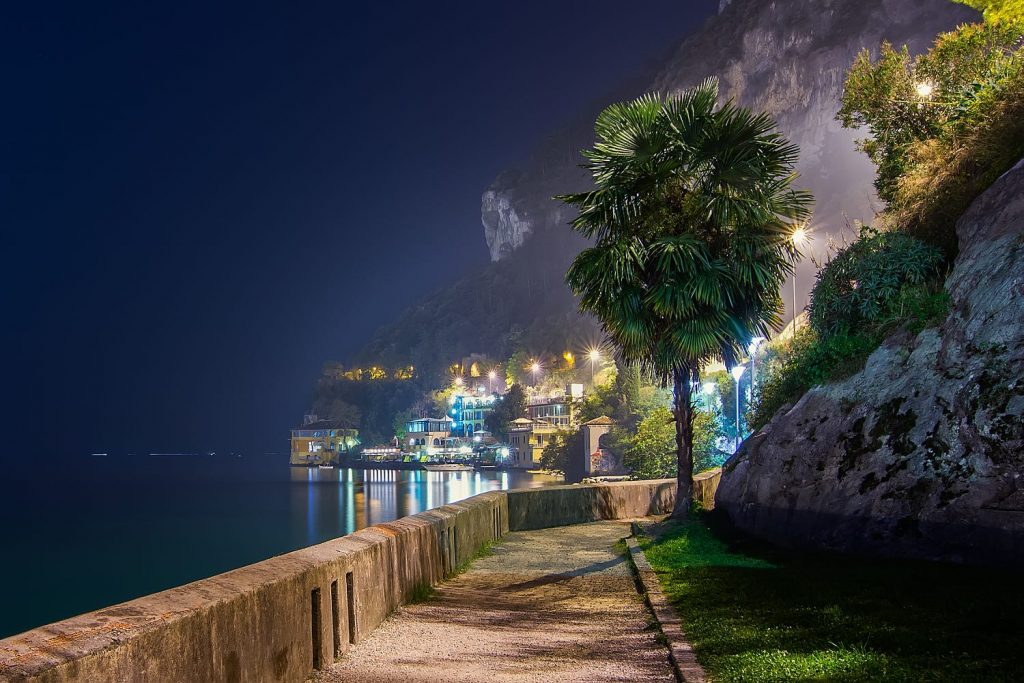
<box><xmin>422</xmin><ymin>463</ymin><xmax>474</xmax><ymax>472</ymax></box>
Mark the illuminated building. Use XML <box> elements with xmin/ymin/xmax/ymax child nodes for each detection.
<box><xmin>526</xmin><ymin>383</ymin><xmax>584</xmax><ymax>428</ymax></box>
<box><xmin>290</xmin><ymin>415</ymin><xmax>359</xmax><ymax>466</ymax></box>
<box><xmin>405</xmin><ymin>417</ymin><xmax>454</xmax><ymax>453</ymax></box>
<box><xmin>506</xmin><ymin>417</ymin><xmax>559</xmax><ymax>468</ymax></box>
<box><xmin>449</xmin><ymin>391</ymin><xmax>497</xmax><ymax>437</ymax></box>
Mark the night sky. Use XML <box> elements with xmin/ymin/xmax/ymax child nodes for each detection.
<box><xmin>1</xmin><ymin>1</ymin><xmax>717</xmax><ymax>456</ymax></box>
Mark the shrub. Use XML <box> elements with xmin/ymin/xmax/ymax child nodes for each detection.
<box><xmin>749</xmin><ymin>327</ymin><xmax>876</xmax><ymax>429</ymax></box>
<box><xmin>619</xmin><ymin>406</ymin><xmax>726</xmax><ymax>479</ymax></box>
<box><xmin>809</xmin><ymin>228</ymin><xmax>945</xmax><ymax>337</ymax></box>
<box><xmin>750</xmin><ymin>230</ymin><xmax>950</xmax><ymax>430</ymax></box>
<box><xmin>838</xmin><ymin>15</ymin><xmax>1024</xmax><ymax>253</ymax></box>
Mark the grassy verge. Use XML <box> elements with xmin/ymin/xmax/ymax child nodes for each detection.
<box><xmin>639</xmin><ymin>515</ymin><xmax>1024</xmax><ymax>681</ymax></box>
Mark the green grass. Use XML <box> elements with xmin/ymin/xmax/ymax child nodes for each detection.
<box><xmin>639</xmin><ymin>515</ymin><xmax>1024</xmax><ymax>682</ymax></box>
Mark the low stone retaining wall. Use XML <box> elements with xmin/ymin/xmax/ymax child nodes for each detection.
<box><xmin>0</xmin><ymin>477</ymin><xmax>708</xmax><ymax>682</ymax></box>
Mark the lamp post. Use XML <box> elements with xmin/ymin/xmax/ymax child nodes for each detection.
<box><xmin>791</xmin><ymin>226</ymin><xmax>809</xmax><ymax>336</ymax></box>
<box><xmin>588</xmin><ymin>349</ymin><xmax>600</xmax><ymax>385</ymax></box>
<box><xmin>748</xmin><ymin>337</ymin><xmax>766</xmax><ymax>393</ymax></box>
<box><xmin>731</xmin><ymin>364</ymin><xmax>747</xmax><ymax>452</ymax></box>
<box><xmin>702</xmin><ymin>381</ymin><xmax>716</xmax><ymax>412</ymax></box>
<box><xmin>488</xmin><ymin>370</ymin><xmax>497</xmax><ymax>394</ymax></box>
<box><xmin>530</xmin><ymin>361</ymin><xmax>541</xmax><ymax>388</ymax></box>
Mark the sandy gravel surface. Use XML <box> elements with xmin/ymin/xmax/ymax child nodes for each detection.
<box><xmin>315</xmin><ymin>521</ymin><xmax>673</xmax><ymax>682</ymax></box>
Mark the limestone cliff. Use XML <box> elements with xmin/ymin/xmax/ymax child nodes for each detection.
<box><xmin>482</xmin><ymin>0</ymin><xmax>977</xmax><ymax>261</ymax></box>
<box><xmin>717</xmin><ymin>159</ymin><xmax>1024</xmax><ymax>565</ymax></box>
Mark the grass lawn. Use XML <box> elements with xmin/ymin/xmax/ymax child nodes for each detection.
<box><xmin>639</xmin><ymin>514</ymin><xmax>1024</xmax><ymax>682</ymax></box>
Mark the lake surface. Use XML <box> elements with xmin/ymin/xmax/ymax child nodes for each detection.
<box><xmin>0</xmin><ymin>455</ymin><xmax>560</xmax><ymax>639</ymax></box>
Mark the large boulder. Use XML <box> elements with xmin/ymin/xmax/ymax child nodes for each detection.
<box><xmin>717</xmin><ymin>159</ymin><xmax>1024</xmax><ymax>565</ymax></box>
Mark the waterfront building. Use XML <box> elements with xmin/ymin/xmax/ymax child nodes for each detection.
<box><xmin>451</xmin><ymin>391</ymin><xmax>497</xmax><ymax>436</ymax></box>
<box><xmin>363</xmin><ymin>444</ymin><xmax>403</xmax><ymax>462</ymax></box>
<box><xmin>290</xmin><ymin>416</ymin><xmax>359</xmax><ymax>466</ymax></box>
<box><xmin>405</xmin><ymin>417</ymin><xmax>454</xmax><ymax>455</ymax></box>
<box><xmin>582</xmin><ymin>415</ymin><xmax>620</xmax><ymax>475</ymax></box>
<box><xmin>526</xmin><ymin>383</ymin><xmax>584</xmax><ymax>428</ymax></box>
<box><xmin>506</xmin><ymin>417</ymin><xmax>560</xmax><ymax>468</ymax></box>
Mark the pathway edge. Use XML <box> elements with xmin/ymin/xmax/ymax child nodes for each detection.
<box><xmin>625</xmin><ymin>525</ymin><xmax>708</xmax><ymax>683</ymax></box>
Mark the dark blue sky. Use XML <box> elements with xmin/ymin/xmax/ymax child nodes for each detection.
<box><xmin>1</xmin><ymin>1</ymin><xmax>717</xmax><ymax>455</ymax></box>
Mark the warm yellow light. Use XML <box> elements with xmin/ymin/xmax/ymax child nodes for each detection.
<box><xmin>915</xmin><ymin>80</ymin><xmax>935</xmax><ymax>99</ymax></box>
<box><xmin>530</xmin><ymin>362</ymin><xmax>541</xmax><ymax>374</ymax></box>
<box><xmin>791</xmin><ymin>226</ymin><xmax>809</xmax><ymax>246</ymax></box>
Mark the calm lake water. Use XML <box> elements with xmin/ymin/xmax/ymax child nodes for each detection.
<box><xmin>0</xmin><ymin>454</ymin><xmax>560</xmax><ymax>639</ymax></box>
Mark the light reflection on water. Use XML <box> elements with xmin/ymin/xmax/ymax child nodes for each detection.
<box><xmin>0</xmin><ymin>456</ymin><xmax>560</xmax><ymax>639</ymax></box>
<box><xmin>294</xmin><ymin>467</ymin><xmax>550</xmax><ymax>545</ymax></box>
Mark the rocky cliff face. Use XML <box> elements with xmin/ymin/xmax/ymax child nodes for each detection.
<box><xmin>482</xmin><ymin>0</ymin><xmax>977</xmax><ymax>262</ymax></box>
<box><xmin>717</xmin><ymin>159</ymin><xmax>1024</xmax><ymax>565</ymax></box>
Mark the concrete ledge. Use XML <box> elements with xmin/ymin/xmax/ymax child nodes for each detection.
<box><xmin>693</xmin><ymin>468</ymin><xmax>721</xmax><ymax>511</ymax></box>
<box><xmin>0</xmin><ymin>480</ymin><xmax>698</xmax><ymax>682</ymax></box>
<box><xmin>507</xmin><ymin>479</ymin><xmax>676</xmax><ymax>531</ymax></box>
<box><xmin>625</xmin><ymin>532</ymin><xmax>707</xmax><ymax>683</ymax></box>
<box><xmin>0</xmin><ymin>491</ymin><xmax>508</xmax><ymax>683</ymax></box>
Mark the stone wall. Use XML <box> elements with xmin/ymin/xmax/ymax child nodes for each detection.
<box><xmin>716</xmin><ymin>160</ymin><xmax>1024</xmax><ymax>565</ymax></box>
<box><xmin>0</xmin><ymin>479</ymin><xmax>700</xmax><ymax>682</ymax></box>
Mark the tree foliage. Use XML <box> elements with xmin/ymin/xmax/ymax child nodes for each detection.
<box><xmin>558</xmin><ymin>79</ymin><xmax>811</xmax><ymax>517</ymax></box>
<box><xmin>955</xmin><ymin>0</ymin><xmax>1024</xmax><ymax>24</ymax></box>
<box><xmin>809</xmin><ymin>228</ymin><xmax>944</xmax><ymax>337</ymax></box>
<box><xmin>483</xmin><ymin>383</ymin><xmax>527</xmax><ymax>437</ymax></box>
<box><xmin>838</xmin><ymin>15</ymin><xmax>1024</xmax><ymax>253</ymax></box>
<box><xmin>618</xmin><ymin>407</ymin><xmax>725</xmax><ymax>480</ymax></box>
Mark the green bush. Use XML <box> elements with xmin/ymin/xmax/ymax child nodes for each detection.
<box><xmin>838</xmin><ymin>14</ymin><xmax>1024</xmax><ymax>253</ymax></box>
<box><xmin>750</xmin><ymin>230</ymin><xmax>950</xmax><ymax>430</ymax></box>
<box><xmin>618</xmin><ymin>406</ymin><xmax>726</xmax><ymax>479</ymax></box>
<box><xmin>809</xmin><ymin>228</ymin><xmax>944</xmax><ymax>337</ymax></box>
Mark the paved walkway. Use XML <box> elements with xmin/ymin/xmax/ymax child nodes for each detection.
<box><xmin>316</xmin><ymin>521</ymin><xmax>674</xmax><ymax>683</ymax></box>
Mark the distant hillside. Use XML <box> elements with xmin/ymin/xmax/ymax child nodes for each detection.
<box><xmin>350</xmin><ymin>0</ymin><xmax>976</xmax><ymax>380</ymax></box>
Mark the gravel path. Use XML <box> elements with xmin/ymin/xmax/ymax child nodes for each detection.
<box><xmin>315</xmin><ymin>521</ymin><xmax>674</xmax><ymax>683</ymax></box>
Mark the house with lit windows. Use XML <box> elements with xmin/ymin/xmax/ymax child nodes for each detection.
<box><xmin>506</xmin><ymin>417</ymin><xmax>560</xmax><ymax>468</ymax></box>
<box><xmin>404</xmin><ymin>417</ymin><xmax>453</xmax><ymax>455</ymax></box>
<box><xmin>452</xmin><ymin>392</ymin><xmax>497</xmax><ymax>436</ymax></box>
<box><xmin>526</xmin><ymin>383</ymin><xmax>583</xmax><ymax>428</ymax></box>
<box><xmin>289</xmin><ymin>416</ymin><xmax>359</xmax><ymax>466</ymax></box>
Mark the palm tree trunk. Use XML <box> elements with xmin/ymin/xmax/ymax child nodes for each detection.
<box><xmin>671</xmin><ymin>364</ymin><xmax>695</xmax><ymax>519</ymax></box>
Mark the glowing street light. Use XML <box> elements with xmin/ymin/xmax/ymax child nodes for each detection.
<box><xmin>587</xmin><ymin>348</ymin><xmax>601</xmax><ymax>385</ymax></box>
<box><xmin>488</xmin><ymin>369</ymin><xmax>497</xmax><ymax>393</ymax></box>
<box><xmin>790</xmin><ymin>225</ymin><xmax>810</xmax><ymax>336</ymax></box>
<box><xmin>701</xmin><ymin>381</ymin><xmax>716</xmax><ymax>412</ymax></box>
<box><xmin>530</xmin><ymin>361</ymin><xmax>541</xmax><ymax>386</ymax></box>
<box><xmin>915</xmin><ymin>80</ymin><xmax>935</xmax><ymax>100</ymax></box>
<box><xmin>731</xmin><ymin>364</ymin><xmax>747</xmax><ymax>451</ymax></box>
<box><xmin>454</xmin><ymin>376</ymin><xmax>464</xmax><ymax>388</ymax></box>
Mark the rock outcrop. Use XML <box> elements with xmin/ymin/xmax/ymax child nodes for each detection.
<box><xmin>717</xmin><ymin>159</ymin><xmax>1024</xmax><ymax>565</ymax></box>
<box><xmin>482</xmin><ymin>0</ymin><xmax>977</xmax><ymax>261</ymax></box>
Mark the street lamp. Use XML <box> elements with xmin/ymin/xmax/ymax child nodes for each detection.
<box><xmin>791</xmin><ymin>226</ymin><xmax>810</xmax><ymax>337</ymax></box>
<box><xmin>748</xmin><ymin>337</ymin><xmax>766</xmax><ymax>392</ymax></box>
<box><xmin>454</xmin><ymin>376</ymin><xmax>464</xmax><ymax>388</ymax></box>
<box><xmin>530</xmin><ymin>361</ymin><xmax>541</xmax><ymax>387</ymax></box>
<box><xmin>588</xmin><ymin>348</ymin><xmax>601</xmax><ymax>385</ymax></box>
<box><xmin>488</xmin><ymin>369</ymin><xmax>497</xmax><ymax>394</ymax></box>
<box><xmin>702</xmin><ymin>381</ymin><xmax>716</xmax><ymax>412</ymax></box>
<box><xmin>915</xmin><ymin>80</ymin><xmax>935</xmax><ymax>100</ymax></box>
<box><xmin>731</xmin><ymin>364</ymin><xmax>747</xmax><ymax>451</ymax></box>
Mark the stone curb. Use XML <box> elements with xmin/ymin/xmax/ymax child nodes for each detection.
<box><xmin>625</xmin><ymin>526</ymin><xmax>708</xmax><ymax>683</ymax></box>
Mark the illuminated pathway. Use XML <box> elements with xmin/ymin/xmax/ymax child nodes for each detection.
<box><xmin>315</xmin><ymin>521</ymin><xmax>674</xmax><ymax>682</ymax></box>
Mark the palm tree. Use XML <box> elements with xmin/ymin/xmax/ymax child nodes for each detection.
<box><xmin>558</xmin><ymin>78</ymin><xmax>812</xmax><ymax>518</ymax></box>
